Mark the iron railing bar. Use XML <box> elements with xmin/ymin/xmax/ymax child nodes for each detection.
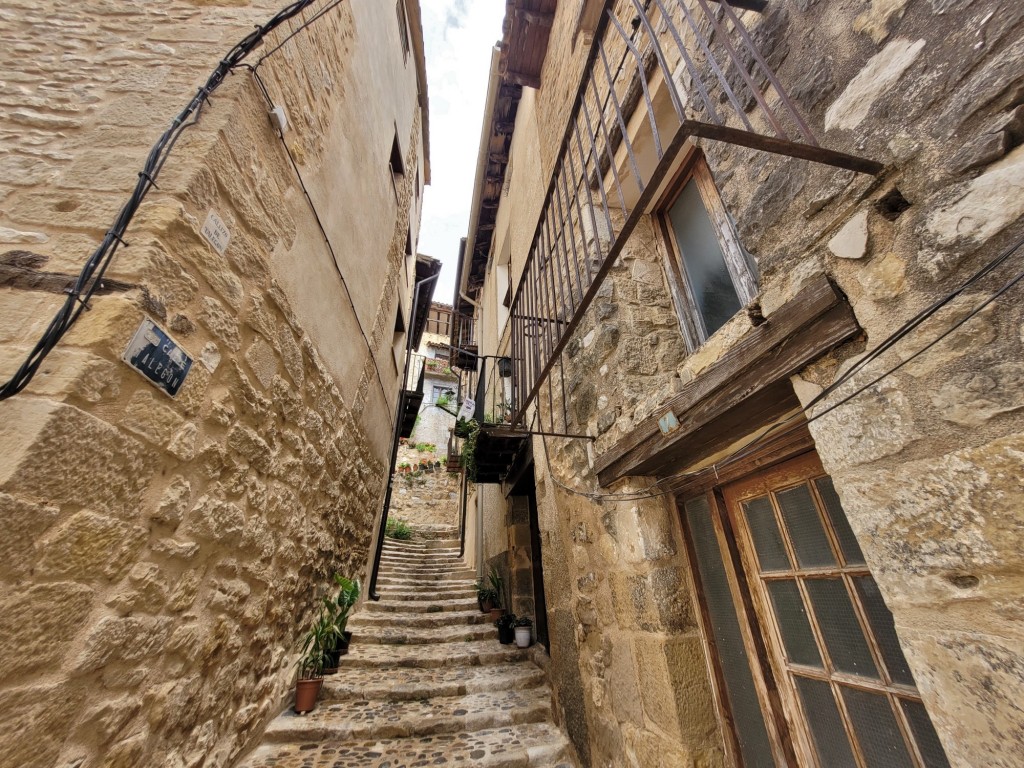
<box><xmin>607</xmin><ymin>11</ymin><xmax>663</xmax><ymax>160</ymax></box>
<box><xmin>596</xmin><ymin>43</ymin><xmax>641</xmax><ymax>202</ymax></box>
<box><xmin>538</xmin><ymin>221</ymin><xmax>557</xmax><ymax>363</ymax></box>
<box><xmin>548</xmin><ymin>204</ymin><xmax>575</xmax><ymax>320</ymax></box>
<box><xmin>630</xmin><ymin>0</ymin><xmax>686</xmax><ymax>121</ymax></box>
<box><xmin>514</xmin><ymin>123</ymin><xmax>690</xmax><ymax>423</ymax></box>
<box><xmin>576</xmin><ymin>102</ymin><xmax>616</xmax><ymax>247</ymax></box>
<box><xmin>715</xmin><ymin>0</ymin><xmax>817</xmax><ymax>144</ymax></box>
<box><xmin>670</xmin><ymin>0</ymin><xmax>752</xmax><ymax>131</ymax></box>
<box><xmin>556</xmin><ymin>167</ymin><xmax>586</xmax><ymax>306</ymax></box>
<box><xmin>552</xmin><ymin>167</ymin><xmax>582</xmax><ymax>310</ymax></box>
<box><xmin>683</xmin><ymin>120</ymin><xmax>883</xmax><ymax>174</ymax></box>
<box><xmin>546</xmin><ymin>367</ymin><xmax>556</xmax><ymax>433</ymax></box>
<box><xmin>565</xmin><ymin>129</ymin><xmax>599</xmax><ymax>285</ymax></box>
<box><xmin>691</xmin><ymin>0</ymin><xmax>789</xmax><ymax>139</ymax></box>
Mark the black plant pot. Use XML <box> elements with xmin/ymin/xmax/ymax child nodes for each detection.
<box><xmin>323</xmin><ymin>647</ymin><xmax>341</xmax><ymax>674</ymax></box>
<box><xmin>498</xmin><ymin>624</ymin><xmax>515</xmax><ymax>644</ymax></box>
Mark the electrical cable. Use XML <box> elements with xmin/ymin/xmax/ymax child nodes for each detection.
<box><xmin>539</xmin><ymin>232</ymin><xmax>1024</xmax><ymax>503</ymax></box>
<box><xmin>0</xmin><ymin>0</ymin><xmax>343</xmax><ymax>401</ymax></box>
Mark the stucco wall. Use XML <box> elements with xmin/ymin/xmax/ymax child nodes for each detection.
<box><xmin>0</xmin><ymin>2</ymin><xmax>425</xmax><ymax>766</ymax></box>
<box><xmin>475</xmin><ymin>0</ymin><xmax>1024</xmax><ymax>766</ymax></box>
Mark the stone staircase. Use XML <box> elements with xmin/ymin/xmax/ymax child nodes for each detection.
<box><xmin>238</xmin><ymin>533</ymin><xmax>576</xmax><ymax>767</ymax></box>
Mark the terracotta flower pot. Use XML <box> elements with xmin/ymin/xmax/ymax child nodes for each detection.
<box><xmin>294</xmin><ymin>677</ymin><xmax>323</xmax><ymax>714</ymax></box>
<box><xmin>480</xmin><ymin>597</ymin><xmax>494</xmax><ymax>614</ymax></box>
<box><xmin>489</xmin><ymin>607</ymin><xmax>504</xmax><ymax>622</ymax></box>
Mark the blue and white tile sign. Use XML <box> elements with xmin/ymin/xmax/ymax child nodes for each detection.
<box><xmin>122</xmin><ymin>317</ymin><xmax>193</xmax><ymax>397</ymax></box>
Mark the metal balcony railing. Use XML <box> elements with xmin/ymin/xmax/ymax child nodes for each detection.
<box><xmin>508</xmin><ymin>0</ymin><xmax>882</xmax><ymax>428</ymax></box>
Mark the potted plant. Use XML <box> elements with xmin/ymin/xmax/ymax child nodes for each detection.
<box><xmin>514</xmin><ymin>616</ymin><xmax>533</xmax><ymax>648</ymax></box>
<box><xmin>294</xmin><ymin>614</ymin><xmax>330</xmax><ymax>713</ymax></box>
<box><xmin>486</xmin><ymin>567</ymin><xmax>505</xmax><ymax>621</ymax></box>
<box><xmin>474</xmin><ymin>578</ymin><xmax>498</xmax><ymax>613</ymax></box>
<box><xmin>495</xmin><ymin>612</ymin><xmax>517</xmax><ymax>644</ymax></box>
<box><xmin>322</xmin><ymin>574</ymin><xmax>361</xmax><ymax>671</ymax></box>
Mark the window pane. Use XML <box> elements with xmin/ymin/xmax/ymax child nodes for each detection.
<box><xmin>841</xmin><ymin>687</ymin><xmax>915</xmax><ymax>768</ymax></box>
<box><xmin>900</xmin><ymin>699</ymin><xmax>952</xmax><ymax>768</ymax></box>
<box><xmin>766</xmin><ymin>580</ymin><xmax>822</xmax><ymax>668</ymax></box>
<box><xmin>804</xmin><ymin>578</ymin><xmax>879</xmax><ymax>679</ymax></box>
<box><xmin>852</xmin><ymin>576</ymin><xmax>915</xmax><ymax>686</ymax></box>
<box><xmin>743</xmin><ymin>496</ymin><xmax>791</xmax><ymax>572</ymax></box>
<box><xmin>668</xmin><ymin>179</ymin><xmax>741</xmax><ymax>338</ymax></box>
<box><xmin>794</xmin><ymin>676</ymin><xmax>858</xmax><ymax>768</ymax></box>
<box><xmin>775</xmin><ymin>484</ymin><xmax>837</xmax><ymax>569</ymax></box>
<box><xmin>684</xmin><ymin>496</ymin><xmax>778</xmax><ymax>768</ymax></box>
<box><xmin>814</xmin><ymin>477</ymin><xmax>866</xmax><ymax>565</ymax></box>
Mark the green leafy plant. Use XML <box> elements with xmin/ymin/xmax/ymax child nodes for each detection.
<box><xmin>297</xmin><ymin>611</ymin><xmax>331</xmax><ymax>680</ymax></box>
<box><xmin>495</xmin><ymin>612</ymin><xmax>518</xmax><ymax>630</ymax></box>
<box><xmin>414</xmin><ymin>442</ymin><xmax>436</xmax><ymax>453</ymax></box>
<box><xmin>385</xmin><ymin>517</ymin><xmax>413</xmax><ymax>540</ymax></box>
<box><xmin>514</xmin><ymin>615</ymin><xmax>533</xmax><ymax>628</ymax></box>
<box><xmin>324</xmin><ymin>574</ymin><xmax>361</xmax><ymax>642</ymax></box>
<box><xmin>460</xmin><ymin>419</ymin><xmax>481</xmax><ymax>482</ymax></box>
<box><xmin>487</xmin><ymin>567</ymin><xmax>505</xmax><ymax>607</ymax></box>
<box><xmin>436</xmin><ymin>392</ymin><xmax>452</xmax><ymax>408</ymax></box>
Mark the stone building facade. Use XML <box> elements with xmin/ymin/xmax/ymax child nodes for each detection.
<box><xmin>407</xmin><ymin>301</ymin><xmax>459</xmax><ymax>450</ymax></box>
<box><xmin>456</xmin><ymin>1</ymin><xmax>1024</xmax><ymax>767</ymax></box>
<box><xmin>0</xmin><ymin>1</ymin><xmax>429</xmax><ymax>766</ymax></box>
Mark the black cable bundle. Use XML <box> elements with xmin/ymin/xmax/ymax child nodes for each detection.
<box><xmin>0</xmin><ymin>0</ymin><xmax>330</xmax><ymax>400</ymax></box>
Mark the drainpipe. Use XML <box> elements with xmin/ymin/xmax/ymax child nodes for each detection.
<box><xmin>368</xmin><ymin>272</ymin><xmax>439</xmax><ymax>600</ymax></box>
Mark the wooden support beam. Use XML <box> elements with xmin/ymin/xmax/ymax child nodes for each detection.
<box><xmin>515</xmin><ymin>8</ymin><xmax>555</xmax><ymax>27</ymax></box>
<box><xmin>494</xmin><ymin>120</ymin><xmax>517</xmax><ymax>134</ymax></box>
<box><xmin>595</xmin><ymin>275</ymin><xmax>862</xmax><ymax>486</ymax></box>
<box><xmin>488</xmin><ymin>152</ymin><xmax>509</xmax><ymax>164</ymax></box>
<box><xmin>504</xmin><ymin>70</ymin><xmax>541</xmax><ymax>89</ymax></box>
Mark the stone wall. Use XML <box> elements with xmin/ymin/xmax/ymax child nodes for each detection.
<box><xmin>477</xmin><ymin>0</ymin><xmax>1024</xmax><ymax>766</ymax></box>
<box><xmin>0</xmin><ymin>2</ymin><xmax>426</xmax><ymax>767</ymax></box>
<box><xmin>389</xmin><ymin>443</ymin><xmax>460</xmax><ymax>535</ymax></box>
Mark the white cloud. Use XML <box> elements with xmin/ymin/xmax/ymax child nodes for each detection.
<box><xmin>418</xmin><ymin>0</ymin><xmax>505</xmax><ymax>307</ymax></box>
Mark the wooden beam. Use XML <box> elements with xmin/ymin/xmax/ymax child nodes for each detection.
<box><xmin>504</xmin><ymin>70</ymin><xmax>541</xmax><ymax>89</ymax></box>
<box><xmin>494</xmin><ymin>120</ymin><xmax>517</xmax><ymax>134</ymax></box>
<box><xmin>595</xmin><ymin>275</ymin><xmax>862</xmax><ymax>485</ymax></box>
<box><xmin>515</xmin><ymin>8</ymin><xmax>555</xmax><ymax>27</ymax></box>
<box><xmin>488</xmin><ymin>152</ymin><xmax>509</xmax><ymax>164</ymax></box>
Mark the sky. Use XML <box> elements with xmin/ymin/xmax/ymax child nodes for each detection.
<box><xmin>418</xmin><ymin>0</ymin><xmax>507</xmax><ymax>307</ymax></box>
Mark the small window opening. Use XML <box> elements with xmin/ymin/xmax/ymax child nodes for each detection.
<box><xmin>390</xmin><ymin>132</ymin><xmax>406</xmax><ymax>178</ymax></box>
<box><xmin>396</xmin><ymin>0</ymin><xmax>411</xmax><ymax>61</ymax></box>
<box><xmin>874</xmin><ymin>187</ymin><xmax>911</xmax><ymax>221</ymax></box>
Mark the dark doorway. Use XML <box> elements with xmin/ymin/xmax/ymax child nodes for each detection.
<box><xmin>509</xmin><ymin>458</ymin><xmax>549</xmax><ymax>650</ymax></box>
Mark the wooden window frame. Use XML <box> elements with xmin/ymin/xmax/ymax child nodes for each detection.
<box><xmin>680</xmin><ymin>445</ymin><xmax>947</xmax><ymax>768</ymax></box>
<box><xmin>655</xmin><ymin>152</ymin><xmax>758</xmax><ymax>353</ymax></box>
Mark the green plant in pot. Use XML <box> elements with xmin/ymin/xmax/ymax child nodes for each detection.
<box><xmin>486</xmin><ymin>567</ymin><xmax>505</xmax><ymax>621</ymax></box>
<box><xmin>495</xmin><ymin>612</ymin><xmax>517</xmax><ymax>644</ymax></box>
<box><xmin>514</xmin><ymin>615</ymin><xmax>533</xmax><ymax>648</ymax></box>
<box><xmin>474</xmin><ymin>578</ymin><xmax>498</xmax><ymax>614</ymax></box>
<box><xmin>322</xmin><ymin>574</ymin><xmax>361</xmax><ymax>671</ymax></box>
<box><xmin>295</xmin><ymin>613</ymin><xmax>330</xmax><ymax>713</ymax></box>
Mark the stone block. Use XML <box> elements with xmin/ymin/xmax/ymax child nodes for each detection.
<box><xmin>0</xmin><ymin>682</ymin><xmax>86</xmax><ymax>768</ymax></box>
<box><xmin>0</xmin><ymin>492</ymin><xmax>59</xmax><ymax>579</ymax></box>
<box><xmin>184</xmin><ymin>495</ymin><xmax>245</xmax><ymax>545</ymax></box>
<box><xmin>825</xmin><ymin>38</ymin><xmax>925</xmax><ymax>131</ymax></box>
<box><xmin>75</xmin><ymin>615</ymin><xmax>172</xmax><ymax>673</ymax></box>
<box><xmin>36</xmin><ymin>510</ymin><xmax>146</xmax><ymax>581</ymax></box>
<box><xmin>121</xmin><ymin>390</ymin><xmax>186</xmax><ymax>446</ymax></box>
<box><xmin>828</xmin><ymin>210</ymin><xmax>870</xmax><ymax>260</ymax></box>
<box><xmin>931</xmin><ymin>363</ymin><xmax>1024</xmax><ymax>426</ymax></box>
<box><xmin>0</xmin><ymin>582</ymin><xmax>94</xmax><ymax>678</ymax></box>
<box><xmin>198</xmin><ymin>295</ymin><xmax>241</xmax><ymax>353</ymax></box>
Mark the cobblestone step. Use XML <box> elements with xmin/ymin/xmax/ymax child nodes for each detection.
<box><xmin>262</xmin><ymin>688</ymin><xmax>551</xmax><ymax>743</ymax></box>
<box><xmin>339</xmin><ymin>639</ymin><xmax>528</xmax><ymax>669</ymax></box>
<box><xmin>376</xmin><ymin>576</ymin><xmax>477</xmax><ymax>590</ymax></box>
<box><xmin>349</xmin><ymin>609</ymin><xmax>491</xmax><ymax>629</ymax></box>
<box><xmin>240</xmin><ymin>722</ymin><xmax>574</xmax><ymax>768</ymax></box>
<box><xmin>377</xmin><ymin>588</ymin><xmax>478</xmax><ymax>602</ymax></box>
<box><xmin>347</xmin><ymin>622</ymin><xmax>497</xmax><ymax>645</ymax></box>
<box><xmin>361</xmin><ymin>596</ymin><xmax>479</xmax><ymax>613</ymax></box>
<box><xmin>320</xmin><ymin>662</ymin><xmax>546</xmax><ymax>702</ymax></box>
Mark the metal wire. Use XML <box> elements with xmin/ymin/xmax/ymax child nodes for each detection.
<box><xmin>0</xmin><ymin>0</ymin><xmax>341</xmax><ymax>400</ymax></box>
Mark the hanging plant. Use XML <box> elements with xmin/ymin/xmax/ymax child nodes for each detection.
<box><xmin>461</xmin><ymin>419</ymin><xmax>481</xmax><ymax>482</ymax></box>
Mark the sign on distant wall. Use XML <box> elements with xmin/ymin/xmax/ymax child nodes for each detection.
<box><xmin>201</xmin><ymin>210</ymin><xmax>231</xmax><ymax>255</ymax></box>
<box><xmin>122</xmin><ymin>318</ymin><xmax>193</xmax><ymax>397</ymax></box>
<box><xmin>457</xmin><ymin>397</ymin><xmax>476</xmax><ymax>423</ymax></box>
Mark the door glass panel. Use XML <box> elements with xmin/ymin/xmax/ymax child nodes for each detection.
<box><xmin>814</xmin><ymin>477</ymin><xmax>866</xmax><ymax>565</ymax></box>
<box><xmin>853</xmin><ymin>576</ymin><xmax>915</xmax><ymax>686</ymax></box>
<box><xmin>684</xmin><ymin>496</ymin><xmax>778</xmax><ymax>768</ymax></box>
<box><xmin>804</xmin><ymin>578</ymin><xmax>879</xmax><ymax>679</ymax></box>
<box><xmin>775</xmin><ymin>484</ymin><xmax>837</xmax><ymax>568</ymax></box>
<box><xmin>900</xmin><ymin>699</ymin><xmax>952</xmax><ymax>768</ymax></box>
<box><xmin>795</xmin><ymin>676</ymin><xmax>858</xmax><ymax>768</ymax></box>
<box><xmin>766</xmin><ymin>580</ymin><xmax>821</xmax><ymax>667</ymax></box>
<box><xmin>668</xmin><ymin>179</ymin><xmax>741</xmax><ymax>337</ymax></box>
<box><xmin>841</xmin><ymin>687</ymin><xmax>915</xmax><ymax>768</ymax></box>
<box><xmin>743</xmin><ymin>496</ymin><xmax>791</xmax><ymax>572</ymax></box>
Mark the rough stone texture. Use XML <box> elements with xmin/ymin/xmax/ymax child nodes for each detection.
<box><xmin>0</xmin><ymin>2</ymin><xmax>427</xmax><ymax>767</ymax></box>
<box><xmin>469</xmin><ymin>0</ymin><xmax>1024</xmax><ymax>766</ymax></box>
<box><xmin>238</xmin><ymin>538</ymin><xmax>576</xmax><ymax>767</ymax></box>
<box><xmin>389</xmin><ymin>443</ymin><xmax>461</xmax><ymax>533</ymax></box>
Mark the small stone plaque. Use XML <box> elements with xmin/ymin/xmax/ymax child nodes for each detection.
<box><xmin>122</xmin><ymin>318</ymin><xmax>193</xmax><ymax>397</ymax></box>
<box><xmin>201</xmin><ymin>209</ymin><xmax>230</xmax><ymax>255</ymax></box>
